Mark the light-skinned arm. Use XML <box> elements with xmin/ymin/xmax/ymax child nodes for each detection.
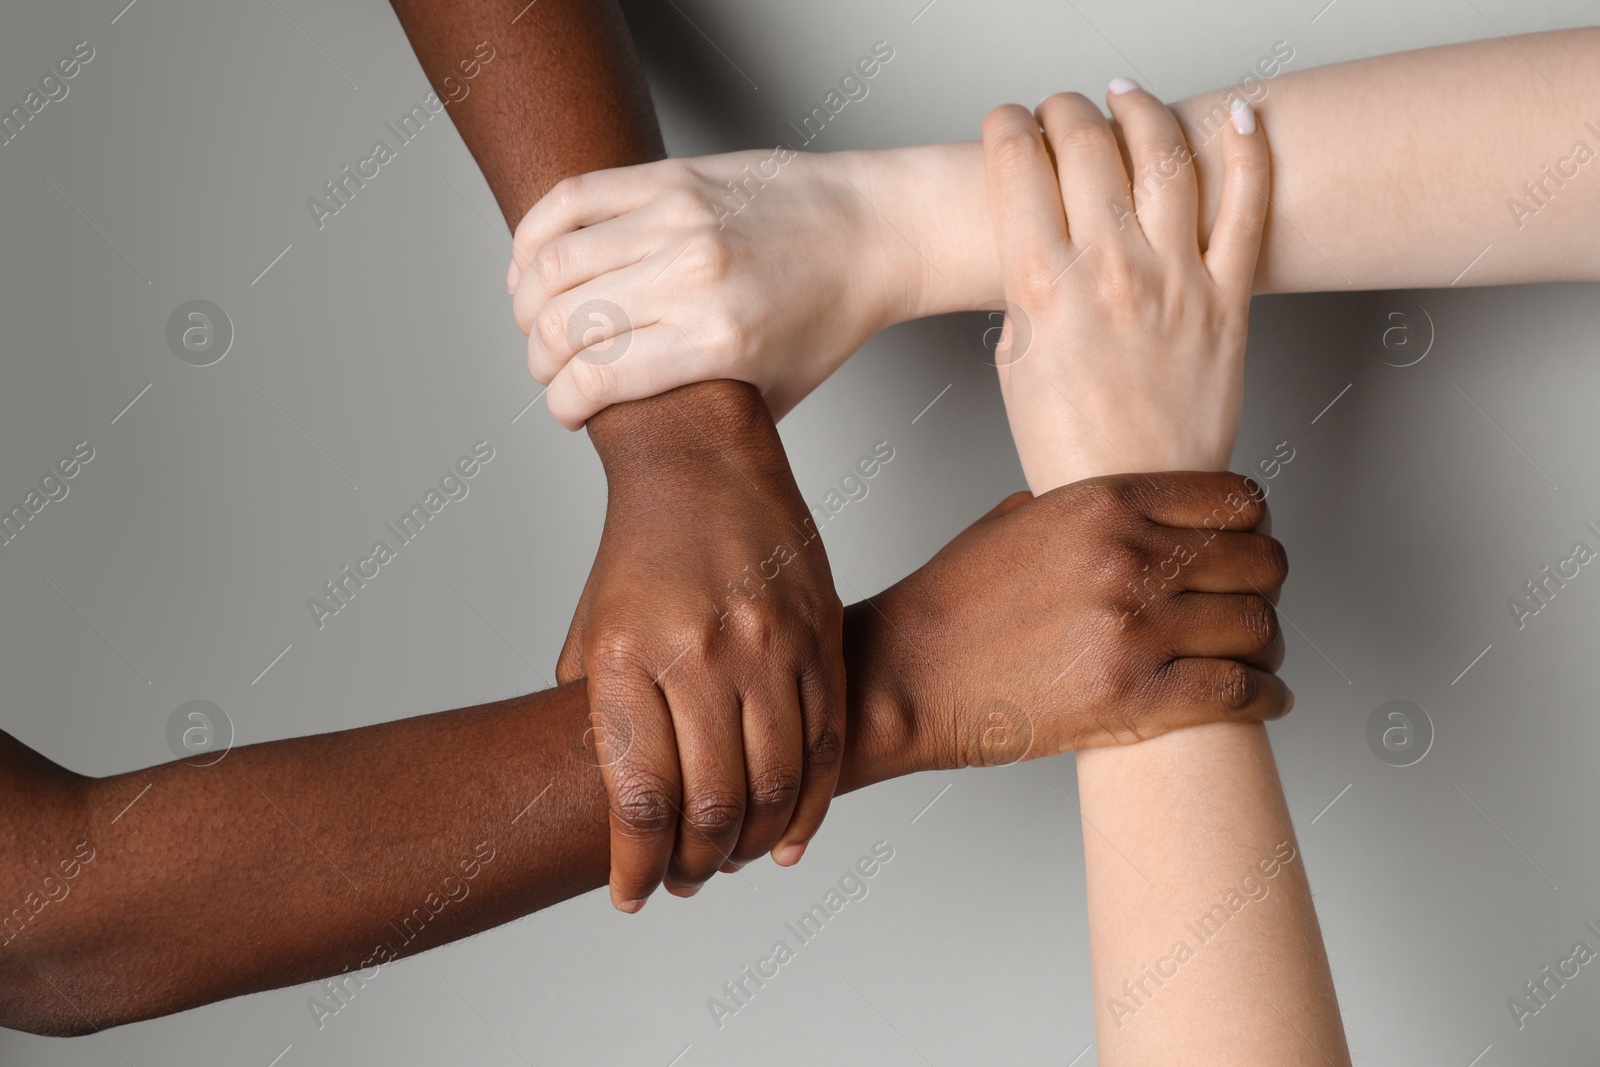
<box><xmin>978</xmin><ymin>86</ymin><xmax>1349</xmax><ymax>1063</ymax></box>
<box><xmin>505</xmin><ymin>26</ymin><xmax>1600</xmax><ymax>426</ymax></box>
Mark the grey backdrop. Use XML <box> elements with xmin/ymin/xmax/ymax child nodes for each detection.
<box><xmin>1</xmin><ymin>0</ymin><xmax>1596</xmax><ymax>1064</ymax></box>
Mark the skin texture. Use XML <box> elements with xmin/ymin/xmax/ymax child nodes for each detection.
<box><xmin>980</xmin><ymin>88</ymin><xmax>1349</xmax><ymax>1063</ymax></box>
<box><xmin>0</xmin><ymin>472</ymin><xmax>1288</xmax><ymax>1037</ymax></box>
<box><xmin>388</xmin><ymin>0</ymin><xmax>848</xmax><ymax>908</ymax></box>
<box><xmin>504</xmin><ymin>27</ymin><xmax>1600</xmax><ymax>423</ymax></box>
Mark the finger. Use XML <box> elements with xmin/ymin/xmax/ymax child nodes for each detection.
<box><xmin>546</xmin><ymin>323</ymin><xmax>730</xmax><ymax>431</ymax></box>
<box><xmin>524</xmin><ymin>257</ymin><xmax>665</xmax><ymax>387</ymax></box>
<box><xmin>509</xmin><ymin>165</ymin><xmax>661</xmax><ymax>289</ymax></box>
<box><xmin>1109</xmin><ymin>472</ymin><xmax>1269</xmax><ymax>531</ymax></box>
<box><xmin>1103</xmin><ymin>79</ymin><xmax>1200</xmax><ymax>259</ymax></box>
<box><xmin>981</xmin><ymin>104</ymin><xmax>1073</xmax><ymax>283</ymax></box>
<box><xmin>1149</xmin><ymin>529</ymin><xmax>1288</xmax><ymax>598</ymax></box>
<box><xmin>1154</xmin><ymin>657</ymin><xmax>1293</xmax><ymax>727</ymax></box>
<box><xmin>661</xmin><ymin>687</ymin><xmax>746</xmax><ymax>896</ymax></box>
<box><xmin>512</xmin><ymin>211</ymin><xmax>659</xmax><ymax>326</ymax></box>
<box><xmin>720</xmin><ymin>683</ymin><xmax>804</xmax><ymax>871</ymax></box>
<box><xmin>1203</xmin><ymin>98</ymin><xmax>1272</xmax><ymax>293</ymax></box>
<box><xmin>1159</xmin><ymin>593</ymin><xmax>1284</xmax><ymax>672</ymax></box>
<box><xmin>588</xmin><ymin>671</ymin><xmax>680</xmax><ymax>913</ymax></box>
<box><xmin>772</xmin><ymin>652</ymin><xmax>846</xmax><ymax>867</ymax></box>
<box><xmin>1036</xmin><ymin>92</ymin><xmax>1135</xmax><ymax>250</ymax></box>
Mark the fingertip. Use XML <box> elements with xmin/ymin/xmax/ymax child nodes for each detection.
<box><xmin>613</xmin><ymin>895</ymin><xmax>646</xmax><ymax>914</ymax></box>
<box><xmin>1229</xmin><ymin>97</ymin><xmax>1257</xmax><ymax>136</ymax></box>
<box><xmin>1108</xmin><ymin>76</ymin><xmax>1142</xmax><ymax>97</ymax></box>
<box><xmin>773</xmin><ymin>841</ymin><xmax>807</xmax><ymax>867</ymax></box>
<box><xmin>506</xmin><ymin>258</ymin><xmax>520</xmax><ymax>294</ymax></box>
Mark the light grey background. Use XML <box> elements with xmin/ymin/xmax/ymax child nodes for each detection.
<box><xmin>0</xmin><ymin>0</ymin><xmax>1596</xmax><ymax>1063</ymax></box>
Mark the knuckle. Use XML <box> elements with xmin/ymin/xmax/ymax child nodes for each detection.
<box><xmin>1090</xmin><ymin>534</ymin><xmax>1153</xmax><ymax>594</ymax></box>
<box><xmin>612</xmin><ymin>775</ymin><xmax>676</xmax><ymax>837</ymax></box>
<box><xmin>748</xmin><ymin>768</ymin><xmax>802</xmax><ymax>816</ymax></box>
<box><xmin>586</xmin><ymin>626</ymin><xmax>649</xmax><ymax>679</ymax></box>
<box><xmin>680</xmin><ymin>232</ymin><xmax>733</xmax><ymax>280</ymax></box>
<box><xmin>682</xmin><ymin>791</ymin><xmax>744</xmax><ymax>841</ymax></box>
<box><xmin>568</xmin><ymin>356</ymin><xmax>616</xmax><ymax>404</ymax></box>
<box><xmin>700</xmin><ymin>312</ymin><xmax>749</xmax><ymax>361</ymax></box>
<box><xmin>1238</xmin><ymin>597</ymin><xmax>1279</xmax><ymax>651</ymax></box>
<box><xmin>547</xmin><ymin>174</ymin><xmax>584</xmax><ymax>215</ymax></box>
<box><xmin>1210</xmin><ymin>661</ymin><xmax>1260</xmax><ymax>712</ymax></box>
<box><xmin>532</xmin><ymin>240</ymin><xmax>569</xmax><ymax>290</ymax></box>
<box><xmin>537</xmin><ymin>304</ymin><xmax>571</xmax><ymax>355</ymax></box>
<box><xmin>1055</xmin><ymin>119</ymin><xmax>1116</xmax><ymax>160</ymax></box>
<box><xmin>805</xmin><ymin>727</ymin><xmax>843</xmax><ymax>772</ymax></box>
<box><xmin>723</xmin><ymin>601</ymin><xmax>780</xmax><ymax>650</ymax></box>
<box><xmin>985</xmin><ymin>128</ymin><xmax>1043</xmax><ymax>178</ymax></box>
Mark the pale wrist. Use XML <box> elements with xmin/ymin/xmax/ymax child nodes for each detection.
<box><xmin>840</xmin><ymin>144</ymin><xmax>1000</xmax><ymax>327</ymax></box>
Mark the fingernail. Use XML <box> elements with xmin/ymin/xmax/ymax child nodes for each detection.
<box><xmin>775</xmin><ymin>842</ymin><xmax>806</xmax><ymax>867</ymax></box>
<box><xmin>1034</xmin><ymin>92</ymin><xmax>1054</xmax><ymax>111</ymax></box>
<box><xmin>1230</xmin><ymin>98</ymin><xmax>1256</xmax><ymax>135</ymax></box>
<box><xmin>1108</xmin><ymin>77</ymin><xmax>1141</xmax><ymax>96</ymax></box>
<box><xmin>719</xmin><ymin>860</ymin><xmax>745</xmax><ymax>874</ymax></box>
<box><xmin>506</xmin><ymin>258</ymin><xmax>519</xmax><ymax>293</ymax></box>
<box><xmin>665</xmin><ymin>883</ymin><xmax>702</xmax><ymax>899</ymax></box>
<box><xmin>615</xmin><ymin>897</ymin><xmax>646</xmax><ymax>914</ymax></box>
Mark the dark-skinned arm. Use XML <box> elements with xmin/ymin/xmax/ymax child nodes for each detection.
<box><xmin>0</xmin><ymin>471</ymin><xmax>1291</xmax><ymax>1036</ymax></box>
<box><xmin>388</xmin><ymin>0</ymin><xmax>852</xmax><ymax>911</ymax></box>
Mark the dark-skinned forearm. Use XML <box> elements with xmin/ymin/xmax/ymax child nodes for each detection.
<box><xmin>0</xmin><ymin>605</ymin><xmax>915</xmax><ymax>1037</ymax></box>
<box><xmin>388</xmin><ymin>0</ymin><xmax>773</xmax><ymax>472</ymax></box>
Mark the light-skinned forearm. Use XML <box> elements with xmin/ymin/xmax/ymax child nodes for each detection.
<box><xmin>864</xmin><ymin>27</ymin><xmax>1600</xmax><ymax>324</ymax></box>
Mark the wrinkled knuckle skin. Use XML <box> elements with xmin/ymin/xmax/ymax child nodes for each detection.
<box><xmin>1212</xmin><ymin>661</ymin><xmax>1260</xmax><ymax>712</ymax></box>
<box><xmin>747</xmin><ymin>769</ymin><xmax>803</xmax><ymax>817</ymax></box>
<box><xmin>1240</xmin><ymin>598</ymin><xmax>1279</xmax><ymax>652</ymax></box>
<box><xmin>569</xmin><ymin>357</ymin><xmax>615</xmax><ymax>405</ymax></box>
<box><xmin>681</xmin><ymin>792</ymin><xmax>745</xmax><ymax>844</ymax></box>
<box><xmin>537</xmin><ymin>305</ymin><xmax>570</xmax><ymax>355</ymax></box>
<box><xmin>612</xmin><ymin>774</ymin><xmax>677</xmax><ymax>838</ymax></box>
<box><xmin>533</xmin><ymin>241</ymin><xmax>568</xmax><ymax>291</ymax></box>
<box><xmin>804</xmin><ymin>728</ymin><xmax>843</xmax><ymax>774</ymax></box>
<box><xmin>986</xmin><ymin>129</ymin><xmax>1042</xmax><ymax>180</ymax></box>
<box><xmin>1055</xmin><ymin>120</ymin><xmax>1116</xmax><ymax>161</ymax></box>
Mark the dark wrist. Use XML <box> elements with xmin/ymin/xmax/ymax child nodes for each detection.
<box><xmin>837</xmin><ymin>601</ymin><xmax>931</xmax><ymax>793</ymax></box>
<box><xmin>586</xmin><ymin>380</ymin><xmax>780</xmax><ymax>485</ymax></box>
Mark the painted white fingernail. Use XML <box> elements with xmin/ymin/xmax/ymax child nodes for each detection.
<box><xmin>1108</xmin><ymin>77</ymin><xmax>1141</xmax><ymax>96</ymax></box>
<box><xmin>1230</xmin><ymin>98</ymin><xmax>1256</xmax><ymax>135</ymax></box>
<box><xmin>506</xmin><ymin>258</ymin><xmax>519</xmax><ymax>293</ymax></box>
